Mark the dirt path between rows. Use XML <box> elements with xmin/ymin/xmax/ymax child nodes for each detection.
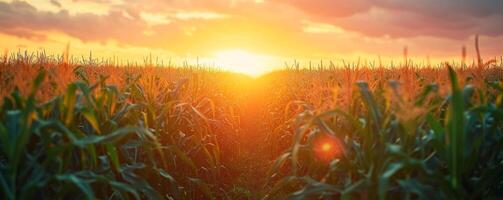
<box><xmin>226</xmin><ymin>78</ymin><xmax>272</xmax><ymax>199</ymax></box>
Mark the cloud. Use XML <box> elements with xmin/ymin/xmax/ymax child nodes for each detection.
<box><xmin>0</xmin><ymin>0</ymin><xmax>311</xmax><ymax>55</ymax></box>
<box><xmin>301</xmin><ymin>20</ymin><xmax>345</xmax><ymax>34</ymax></box>
<box><xmin>279</xmin><ymin>0</ymin><xmax>503</xmax><ymax>39</ymax></box>
<box><xmin>173</xmin><ymin>11</ymin><xmax>228</xmax><ymax>20</ymax></box>
<box><xmin>50</xmin><ymin>0</ymin><xmax>62</xmax><ymax>8</ymax></box>
<box><xmin>278</xmin><ymin>0</ymin><xmax>372</xmax><ymax>18</ymax></box>
<box><xmin>376</xmin><ymin>0</ymin><xmax>503</xmax><ymax>18</ymax></box>
<box><xmin>1</xmin><ymin>0</ymin><xmax>503</xmax><ymax>58</ymax></box>
<box><xmin>0</xmin><ymin>1</ymin><xmax>147</xmax><ymax>42</ymax></box>
<box><xmin>2</xmin><ymin>28</ymin><xmax>47</xmax><ymax>41</ymax></box>
<box><xmin>140</xmin><ymin>12</ymin><xmax>172</xmax><ymax>26</ymax></box>
<box><xmin>72</xmin><ymin>0</ymin><xmax>113</xmax><ymax>3</ymax></box>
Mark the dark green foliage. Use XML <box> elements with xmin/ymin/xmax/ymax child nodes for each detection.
<box><xmin>268</xmin><ymin>67</ymin><xmax>503</xmax><ymax>199</ymax></box>
<box><xmin>1</xmin><ymin>62</ymin><xmax>502</xmax><ymax>200</ymax></box>
<box><xmin>0</xmin><ymin>70</ymin><xmax>221</xmax><ymax>199</ymax></box>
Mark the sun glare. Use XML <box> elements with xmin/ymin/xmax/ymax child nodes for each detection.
<box><xmin>213</xmin><ymin>49</ymin><xmax>274</xmax><ymax>77</ymax></box>
<box><xmin>314</xmin><ymin>135</ymin><xmax>344</xmax><ymax>162</ymax></box>
<box><xmin>321</xmin><ymin>143</ymin><xmax>332</xmax><ymax>152</ymax></box>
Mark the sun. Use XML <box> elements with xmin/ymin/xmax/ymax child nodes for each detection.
<box><xmin>213</xmin><ymin>49</ymin><xmax>275</xmax><ymax>77</ymax></box>
<box><xmin>321</xmin><ymin>143</ymin><xmax>332</xmax><ymax>152</ymax></box>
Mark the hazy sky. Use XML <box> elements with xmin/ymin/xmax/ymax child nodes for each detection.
<box><xmin>1</xmin><ymin>0</ymin><xmax>503</xmax><ymax>75</ymax></box>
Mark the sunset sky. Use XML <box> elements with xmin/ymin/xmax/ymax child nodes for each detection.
<box><xmin>1</xmin><ymin>0</ymin><xmax>503</xmax><ymax>75</ymax></box>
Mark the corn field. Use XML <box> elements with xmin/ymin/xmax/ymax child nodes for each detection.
<box><xmin>0</xmin><ymin>47</ymin><xmax>503</xmax><ymax>200</ymax></box>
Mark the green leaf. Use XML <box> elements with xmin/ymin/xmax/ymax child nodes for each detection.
<box><xmin>73</xmin><ymin>127</ymin><xmax>141</xmax><ymax>147</ymax></box>
<box><xmin>29</xmin><ymin>70</ymin><xmax>45</xmax><ymax>98</ymax></box>
<box><xmin>81</xmin><ymin>108</ymin><xmax>101</xmax><ymax>134</ymax></box>
<box><xmin>288</xmin><ymin>177</ymin><xmax>341</xmax><ymax>200</ymax></box>
<box><xmin>109</xmin><ymin>181</ymin><xmax>141</xmax><ymax>200</ymax></box>
<box><xmin>0</xmin><ymin>172</ymin><xmax>13</xmax><ymax>200</ymax></box>
<box><xmin>379</xmin><ymin>162</ymin><xmax>404</xmax><ymax>200</ymax></box>
<box><xmin>415</xmin><ymin>84</ymin><xmax>438</xmax><ymax>106</ymax></box>
<box><xmin>63</xmin><ymin>84</ymin><xmax>77</xmax><ymax>126</ymax></box>
<box><xmin>446</xmin><ymin>66</ymin><xmax>465</xmax><ymax>189</ymax></box>
<box><xmin>341</xmin><ymin>179</ymin><xmax>368</xmax><ymax>200</ymax></box>
<box><xmin>157</xmin><ymin>168</ymin><xmax>180</xmax><ymax>199</ymax></box>
<box><xmin>56</xmin><ymin>173</ymin><xmax>95</xmax><ymax>200</ymax></box>
<box><xmin>267</xmin><ymin>152</ymin><xmax>291</xmax><ymax>181</ymax></box>
<box><xmin>188</xmin><ymin>177</ymin><xmax>214</xmax><ymax>200</ymax></box>
<box><xmin>357</xmin><ymin>81</ymin><xmax>382</xmax><ymax>133</ymax></box>
<box><xmin>106</xmin><ymin>144</ymin><xmax>121</xmax><ymax>172</ymax></box>
<box><xmin>5</xmin><ymin>110</ymin><xmax>21</xmax><ymax>148</ymax></box>
<box><xmin>121</xmin><ymin>166</ymin><xmax>163</xmax><ymax>200</ymax></box>
<box><xmin>398</xmin><ymin>179</ymin><xmax>439</xmax><ymax>200</ymax></box>
<box><xmin>171</xmin><ymin>146</ymin><xmax>198</xmax><ymax>173</ymax></box>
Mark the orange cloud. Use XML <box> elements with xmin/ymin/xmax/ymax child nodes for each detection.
<box><xmin>0</xmin><ymin>0</ymin><xmax>502</xmax><ymax>68</ymax></box>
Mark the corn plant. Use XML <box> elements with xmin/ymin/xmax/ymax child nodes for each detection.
<box><xmin>267</xmin><ymin>67</ymin><xmax>503</xmax><ymax>199</ymax></box>
<box><xmin>1</xmin><ymin>49</ymin><xmax>503</xmax><ymax>200</ymax></box>
<box><xmin>0</xmin><ymin>69</ymin><xmax>224</xmax><ymax>199</ymax></box>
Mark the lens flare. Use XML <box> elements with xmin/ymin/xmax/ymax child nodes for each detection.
<box><xmin>313</xmin><ymin>135</ymin><xmax>344</xmax><ymax>162</ymax></box>
<box><xmin>321</xmin><ymin>143</ymin><xmax>332</xmax><ymax>152</ymax></box>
